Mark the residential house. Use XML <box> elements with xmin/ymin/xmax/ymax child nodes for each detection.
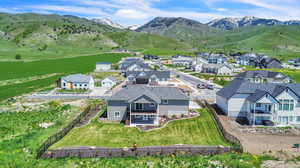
<box><xmin>201</xmin><ymin>64</ymin><xmax>233</xmax><ymax>75</ymax></box>
<box><xmin>144</xmin><ymin>54</ymin><xmax>159</xmax><ymax>60</ymax></box>
<box><xmin>106</xmin><ymin>85</ymin><xmax>189</xmax><ymax>126</ymax></box>
<box><xmin>259</xmin><ymin>58</ymin><xmax>283</xmax><ymax>69</ymax></box>
<box><xmin>101</xmin><ymin>76</ymin><xmax>118</xmax><ymax>88</ymax></box>
<box><xmin>125</xmin><ymin>71</ymin><xmax>171</xmax><ymax>85</ymax></box>
<box><xmin>95</xmin><ymin>62</ymin><xmax>111</xmax><ymax>71</ymax></box>
<box><xmin>196</xmin><ymin>52</ymin><xmax>228</xmax><ymax>65</ymax></box>
<box><xmin>236</xmin><ymin>70</ymin><xmax>291</xmax><ymax>83</ymax></box>
<box><xmin>119</xmin><ymin>58</ymin><xmax>151</xmax><ymax>72</ymax></box>
<box><xmin>232</xmin><ymin>53</ymin><xmax>258</xmax><ymax>66</ymax></box>
<box><xmin>172</xmin><ymin>55</ymin><xmax>193</xmax><ymax>67</ymax></box>
<box><xmin>288</xmin><ymin>58</ymin><xmax>300</xmax><ymax>65</ymax></box>
<box><xmin>216</xmin><ymin>78</ymin><xmax>300</xmax><ymax>126</ymax></box>
<box><xmin>59</xmin><ymin>74</ymin><xmax>94</xmax><ymax>90</ymax></box>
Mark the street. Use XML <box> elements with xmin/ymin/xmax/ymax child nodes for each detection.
<box><xmin>162</xmin><ymin>65</ymin><xmax>219</xmax><ymax>102</ymax></box>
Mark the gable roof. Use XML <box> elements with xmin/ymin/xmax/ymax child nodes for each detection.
<box><xmin>236</xmin><ymin>70</ymin><xmax>288</xmax><ymax>79</ymax></box>
<box><xmin>108</xmin><ymin>85</ymin><xmax>189</xmax><ymax>103</ymax></box>
<box><xmin>217</xmin><ymin>78</ymin><xmax>300</xmax><ymax>100</ymax></box>
<box><xmin>61</xmin><ymin>74</ymin><xmax>93</xmax><ymax>83</ymax></box>
<box><xmin>103</xmin><ymin>76</ymin><xmax>118</xmax><ymax>83</ymax></box>
<box><xmin>125</xmin><ymin>71</ymin><xmax>170</xmax><ymax>79</ymax></box>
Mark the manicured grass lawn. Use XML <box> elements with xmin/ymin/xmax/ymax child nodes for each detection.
<box><xmin>51</xmin><ymin>109</ymin><xmax>229</xmax><ymax>149</ymax></box>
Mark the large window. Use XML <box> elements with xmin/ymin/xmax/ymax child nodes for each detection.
<box><xmin>279</xmin><ymin>99</ymin><xmax>294</xmax><ymax>111</ymax></box>
<box><xmin>135</xmin><ymin>103</ymin><xmax>144</xmax><ymax>110</ymax></box>
<box><xmin>297</xmin><ymin>116</ymin><xmax>300</xmax><ymax>122</ymax></box>
<box><xmin>114</xmin><ymin>111</ymin><xmax>120</xmax><ymax>117</ymax></box>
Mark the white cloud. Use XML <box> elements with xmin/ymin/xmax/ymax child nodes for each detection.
<box><xmin>29</xmin><ymin>5</ymin><xmax>109</xmax><ymax>16</ymax></box>
<box><xmin>115</xmin><ymin>9</ymin><xmax>149</xmax><ymax>19</ymax></box>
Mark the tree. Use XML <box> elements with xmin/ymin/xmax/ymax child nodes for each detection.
<box><xmin>15</xmin><ymin>54</ymin><xmax>21</xmax><ymax>60</ymax></box>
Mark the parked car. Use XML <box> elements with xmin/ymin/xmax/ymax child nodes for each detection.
<box><xmin>197</xmin><ymin>83</ymin><xmax>206</xmax><ymax>89</ymax></box>
<box><xmin>176</xmin><ymin>75</ymin><xmax>180</xmax><ymax>78</ymax></box>
<box><xmin>197</xmin><ymin>83</ymin><xmax>214</xmax><ymax>90</ymax></box>
<box><xmin>206</xmin><ymin>84</ymin><xmax>214</xmax><ymax>90</ymax></box>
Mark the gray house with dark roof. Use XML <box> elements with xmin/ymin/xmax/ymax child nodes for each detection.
<box><xmin>119</xmin><ymin>58</ymin><xmax>151</xmax><ymax>72</ymax></box>
<box><xmin>236</xmin><ymin>70</ymin><xmax>291</xmax><ymax>83</ymax></box>
<box><xmin>216</xmin><ymin>79</ymin><xmax>300</xmax><ymax>126</ymax></box>
<box><xmin>125</xmin><ymin>71</ymin><xmax>171</xmax><ymax>85</ymax></box>
<box><xmin>107</xmin><ymin>85</ymin><xmax>189</xmax><ymax>126</ymax></box>
<box><xmin>60</xmin><ymin>74</ymin><xmax>94</xmax><ymax>90</ymax></box>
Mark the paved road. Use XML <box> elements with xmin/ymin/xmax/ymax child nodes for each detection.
<box><xmin>161</xmin><ymin>65</ymin><xmax>219</xmax><ymax>102</ymax></box>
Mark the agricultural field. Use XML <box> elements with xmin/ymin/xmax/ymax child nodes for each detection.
<box><xmin>51</xmin><ymin>109</ymin><xmax>229</xmax><ymax>149</ymax></box>
<box><xmin>0</xmin><ymin>53</ymin><xmax>129</xmax><ymax>102</ymax></box>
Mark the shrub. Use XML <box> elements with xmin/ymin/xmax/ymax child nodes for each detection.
<box><xmin>15</xmin><ymin>54</ymin><xmax>22</xmax><ymax>60</ymax></box>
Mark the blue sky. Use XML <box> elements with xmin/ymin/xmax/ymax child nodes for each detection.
<box><xmin>0</xmin><ymin>0</ymin><xmax>300</xmax><ymax>26</ymax></box>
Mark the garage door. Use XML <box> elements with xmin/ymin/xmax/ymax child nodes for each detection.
<box><xmin>168</xmin><ymin>111</ymin><xmax>187</xmax><ymax>115</ymax></box>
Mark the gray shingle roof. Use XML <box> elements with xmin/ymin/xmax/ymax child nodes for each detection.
<box><xmin>217</xmin><ymin>78</ymin><xmax>300</xmax><ymax>100</ymax></box>
<box><xmin>104</xmin><ymin>76</ymin><xmax>118</xmax><ymax>82</ymax></box>
<box><xmin>108</xmin><ymin>85</ymin><xmax>189</xmax><ymax>103</ymax></box>
<box><xmin>236</xmin><ymin>70</ymin><xmax>287</xmax><ymax>79</ymax></box>
<box><xmin>125</xmin><ymin>71</ymin><xmax>170</xmax><ymax>80</ymax></box>
<box><xmin>61</xmin><ymin>74</ymin><xmax>93</xmax><ymax>83</ymax></box>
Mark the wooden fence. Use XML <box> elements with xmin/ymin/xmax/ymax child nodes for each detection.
<box><xmin>36</xmin><ymin>105</ymin><xmax>92</xmax><ymax>158</ymax></box>
<box><xmin>40</xmin><ymin>145</ymin><xmax>233</xmax><ymax>159</ymax></box>
<box><xmin>199</xmin><ymin>100</ymin><xmax>243</xmax><ymax>152</ymax></box>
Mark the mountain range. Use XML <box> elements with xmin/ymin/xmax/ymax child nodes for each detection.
<box><xmin>207</xmin><ymin>16</ymin><xmax>300</xmax><ymax>30</ymax></box>
<box><xmin>0</xmin><ymin>13</ymin><xmax>300</xmax><ymax>61</ymax></box>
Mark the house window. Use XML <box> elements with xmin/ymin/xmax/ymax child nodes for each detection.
<box><xmin>162</xmin><ymin>100</ymin><xmax>168</xmax><ymax>104</ymax></box>
<box><xmin>135</xmin><ymin>103</ymin><xmax>144</xmax><ymax>110</ymax></box>
<box><xmin>256</xmin><ymin>103</ymin><xmax>261</xmax><ymax>108</ymax></box>
<box><xmin>63</xmin><ymin>83</ymin><xmax>66</xmax><ymax>86</ymax></box>
<box><xmin>296</xmin><ymin>116</ymin><xmax>300</xmax><ymax>122</ymax></box>
<box><xmin>149</xmin><ymin>103</ymin><xmax>155</xmax><ymax>107</ymax></box>
<box><xmin>279</xmin><ymin>99</ymin><xmax>294</xmax><ymax>111</ymax></box>
<box><xmin>84</xmin><ymin>84</ymin><xmax>87</xmax><ymax>87</ymax></box>
<box><xmin>74</xmin><ymin>84</ymin><xmax>77</xmax><ymax>86</ymax></box>
<box><xmin>114</xmin><ymin>111</ymin><xmax>120</xmax><ymax>117</ymax></box>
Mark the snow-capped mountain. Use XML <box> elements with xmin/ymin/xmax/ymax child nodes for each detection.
<box><xmin>92</xmin><ymin>18</ymin><xmax>124</xmax><ymax>29</ymax></box>
<box><xmin>127</xmin><ymin>25</ymin><xmax>140</xmax><ymax>30</ymax></box>
<box><xmin>207</xmin><ymin>16</ymin><xmax>300</xmax><ymax>30</ymax></box>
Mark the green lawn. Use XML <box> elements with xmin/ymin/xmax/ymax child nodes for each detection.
<box><xmin>51</xmin><ymin>109</ymin><xmax>229</xmax><ymax>149</ymax></box>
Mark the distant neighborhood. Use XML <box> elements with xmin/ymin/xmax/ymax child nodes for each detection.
<box><xmin>48</xmin><ymin>50</ymin><xmax>300</xmax><ymax>128</ymax></box>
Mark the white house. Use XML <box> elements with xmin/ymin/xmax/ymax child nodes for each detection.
<box><xmin>96</xmin><ymin>62</ymin><xmax>112</xmax><ymax>71</ymax></box>
<box><xmin>235</xmin><ymin>70</ymin><xmax>291</xmax><ymax>83</ymax></box>
<box><xmin>216</xmin><ymin>78</ymin><xmax>300</xmax><ymax>127</ymax></box>
<box><xmin>101</xmin><ymin>76</ymin><xmax>118</xmax><ymax>88</ymax></box>
<box><xmin>60</xmin><ymin>74</ymin><xmax>95</xmax><ymax>90</ymax></box>
<box><xmin>201</xmin><ymin>64</ymin><xmax>233</xmax><ymax>75</ymax></box>
<box><xmin>172</xmin><ymin>55</ymin><xmax>193</xmax><ymax>67</ymax></box>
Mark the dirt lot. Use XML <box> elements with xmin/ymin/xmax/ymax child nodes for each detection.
<box><xmin>218</xmin><ymin>115</ymin><xmax>300</xmax><ymax>158</ymax></box>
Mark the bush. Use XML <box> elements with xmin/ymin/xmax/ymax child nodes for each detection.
<box><xmin>15</xmin><ymin>54</ymin><xmax>22</xmax><ymax>60</ymax></box>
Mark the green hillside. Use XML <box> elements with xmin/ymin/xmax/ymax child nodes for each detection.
<box><xmin>0</xmin><ymin>13</ymin><xmax>192</xmax><ymax>61</ymax></box>
<box><xmin>199</xmin><ymin>26</ymin><xmax>300</xmax><ymax>61</ymax></box>
<box><xmin>136</xmin><ymin>17</ymin><xmax>219</xmax><ymax>47</ymax></box>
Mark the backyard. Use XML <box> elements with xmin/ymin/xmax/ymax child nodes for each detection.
<box><xmin>51</xmin><ymin>108</ymin><xmax>229</xmax><ymax>149</ymax></box>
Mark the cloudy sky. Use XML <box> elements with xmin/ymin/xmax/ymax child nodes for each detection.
<box><xmin>0</xmin><ymin>0</ymin><xmax>300</xmax><ymax>26</ymax></box>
